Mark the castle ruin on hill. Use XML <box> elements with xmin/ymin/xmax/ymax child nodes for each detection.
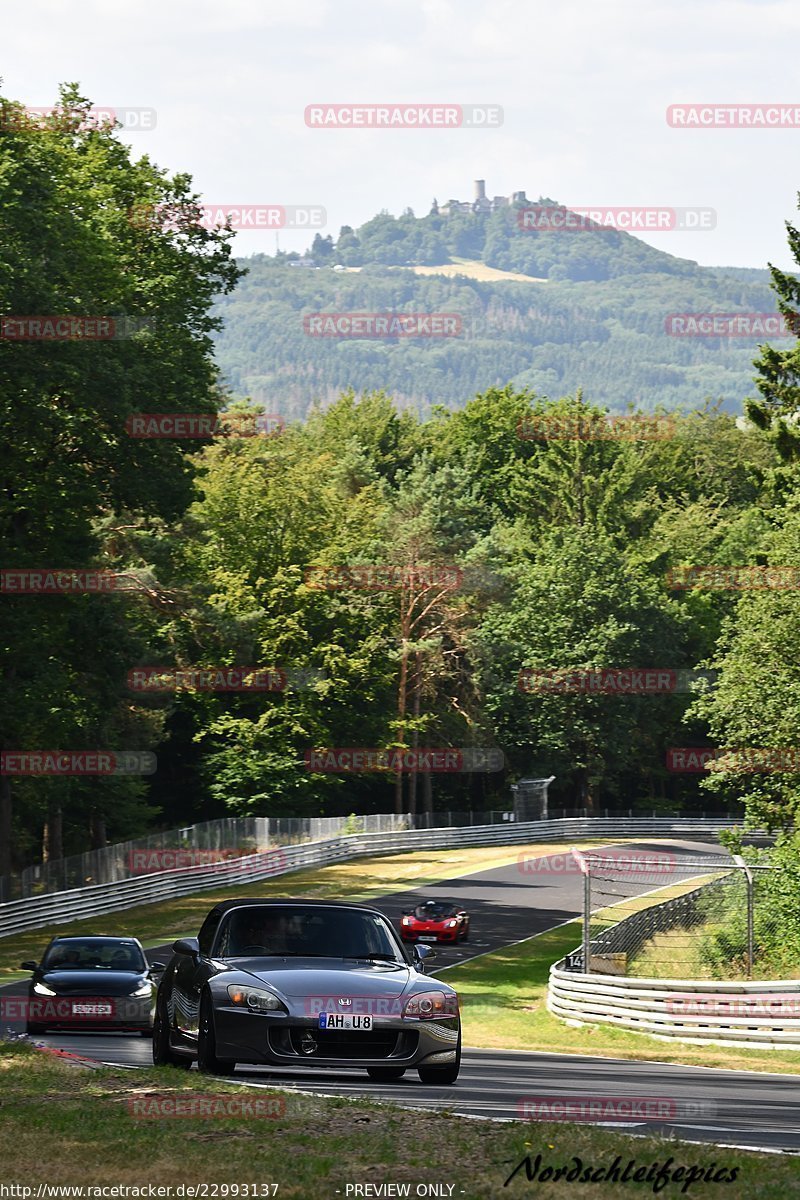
<box><xmin>433</xmin><ymin>180</ymin><xmax>528</xmax><ymax>216</ymax></box>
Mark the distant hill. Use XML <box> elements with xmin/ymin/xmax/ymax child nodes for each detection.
<box><xmin>211</xmin><ymin>200</ymin><xmax>783</xmax><ymax>417</ymax></box>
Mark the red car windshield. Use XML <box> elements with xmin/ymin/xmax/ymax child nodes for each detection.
<box><xmin>413</xmin><ymin>903</ymin><xmax>458</xmax><ymax>921</ymax></box>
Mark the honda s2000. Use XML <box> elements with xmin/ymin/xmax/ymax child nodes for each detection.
<box><xmin>154</xmin><ymin>899</ymin><xmax>461</xmax><ymax>1084</ymax></box>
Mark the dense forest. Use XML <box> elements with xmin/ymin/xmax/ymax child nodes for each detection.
<box><xmin>213</xmin><ymin>207</ymin><xmax>782</xmax><ymax>415</ymax></box>
<box><xmin>4</xmin><ymin>90</ymin><xmax>800</xmax><ymax>882</ymax></box>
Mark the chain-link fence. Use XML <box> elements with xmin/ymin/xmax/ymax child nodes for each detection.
<box><xmin>7</xmin><ymin>808</ymin><xmax>525</xmax><ymax>899</ymax></box>
<box><xmin>565</xmin><ymin>848</ymin><xmax>785</xmax><ymax>980</ymax></box>
<box><xmin>2</xmin><ymin>805</ymin><xmax>747</xmax><ymax>903</ymax></box>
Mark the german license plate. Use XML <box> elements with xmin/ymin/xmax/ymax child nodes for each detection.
<box><xmin>318</xmin><ymin>1012</ymin><xmax>373</xmax><ymax>1031</ymax></box>
<box><xmin>72</xmin><ymin>1002</ymin><xmax>112</xmax><ymax>1016</ymax></box>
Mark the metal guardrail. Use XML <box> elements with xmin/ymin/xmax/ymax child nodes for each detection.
<box><xmin>0</xmin><ymin>817</ymin><xmax>740</xmax><ymax>940</ymax></box>
<box><xmin>548</xmin><ymin>966</ymin><xmax>800</xmax><ymax>1049</ymax></box>
<box><xmin>548</xmin><ymin>871</ymin><xmax>800</xmax><ymax>1050</ymax></box>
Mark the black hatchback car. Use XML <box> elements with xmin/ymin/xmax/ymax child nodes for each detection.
<box><xmin>20</xmin><ymin>935</ymin><xmax>160</xmax><ymax>1035</ymax></box>
<box><xmin>154</xmin><ymin>899</ymin><xmax>461</xmax><ymax>1083</ymax></box>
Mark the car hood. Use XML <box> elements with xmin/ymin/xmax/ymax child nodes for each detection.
<box><xmin>39</xmin><ymin>970</ymin><xmax>149</xmax><ymax>995</ymax></box>
<box><xmin>230</xmin><ymin>958</ymin><xmax>422</xmax><ymax>999</ymax></box>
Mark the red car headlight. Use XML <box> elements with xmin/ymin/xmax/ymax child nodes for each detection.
<box><xmin>403</xmin><ymin>990</ymin><xmax>459</xmax><ymax>1019</ymax></box>
<box><xmin>401</xmin><ymin>917</ymin><xmax>413</xmax><ymax>926</ymax></box>
<box><xmin>445</xmin><ymin>920</ymin><xmax>458</xmax><ymax>928</ymax></box>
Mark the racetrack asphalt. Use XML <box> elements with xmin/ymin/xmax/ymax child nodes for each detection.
<box><xmin>5</xmin><ymin>837</ymin><xmax>800</xmax><ymax>1153</ymax></box>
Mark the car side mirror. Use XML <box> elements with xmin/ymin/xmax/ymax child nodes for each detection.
<box><xmin>172</xmin><ymin>938</ymin><xmax>200</xmax><ymax>958</ymax></box>
<box><xmin>412</xmin><ymin>944</ymin><xmax>436</xmax><ymax>971</ymax></box>
<box><xmin>149</xmin><ymin>961</ymin><xmax>165</xmax><ymax>973</ymax></box>
<box><xmin>20</xmin><ymin>961</ymin><xmax>38</xmax><ymax>972</ymax></box>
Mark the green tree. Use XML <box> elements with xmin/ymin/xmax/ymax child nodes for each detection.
<box><xmin>0</xmin><ymin>86</ymin><xmax>242</xmax><ymax>873</ymax></box>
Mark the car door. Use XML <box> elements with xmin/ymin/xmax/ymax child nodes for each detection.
<box><xmin>171</xmin><ymin>915</ymin><xmax>221</xmax><ymax>1043</ymax></box>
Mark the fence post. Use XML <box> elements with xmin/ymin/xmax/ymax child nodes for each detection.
<box><xmin>570</xmin><ymin>847</ymin><xmax>591</xmax><ymax>974</ymax></box>
<box><xmin>733</xmin><ymin>854</ymin><xmax>754</xmax><ymax>978</ymax></box>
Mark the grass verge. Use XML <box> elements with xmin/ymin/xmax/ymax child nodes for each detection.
<box><xmin>0</xmin><ymin>1042</ymin><xmax>796</xmax><ymax>1197</ymax></box>
<box><xmin>442</xmin><ymin>921</ymin><xmax>800</xmax><ymax>1075</ymax></box>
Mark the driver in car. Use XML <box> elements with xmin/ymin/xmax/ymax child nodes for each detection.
<box><xmin>230</xmin><ymin>909</ymin><xmax>286</xmax><ymax>955</ymax></box>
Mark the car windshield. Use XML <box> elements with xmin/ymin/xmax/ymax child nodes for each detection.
<box><xmin>215</xmin><ymin>905</ymin><xmax>403</xmax><ymax>961</ymax></box>
<box><xmin>413</xmin><ymin>903</ymin><xmax>457</xmax><ymax>920</ymax></box>
<box><xmin>42</xmin><ymin>939</ymin><xmax>146</xmax><ymax>972</ymax></box>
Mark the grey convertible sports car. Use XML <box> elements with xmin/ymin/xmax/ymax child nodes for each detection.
<box><xmin>153</xmin><ymin>899</ymin><xmax>461</xmax><ymax>1083</ymax></box>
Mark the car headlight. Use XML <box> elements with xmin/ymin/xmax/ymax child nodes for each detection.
<box><xmin>403</xmin><ymin>990</ymin><xmax>459</xmax><ymax>1019</ymax></box>
<box><xmin>130</xmin><ymin>982</ymin><xmax>153</xmax><ymax>998</ymax></box>
<box><xmin>401</xmin><ymin>917</ymin><xmax>413</xmax><ymax>926</ymax></box>
<box><xmin>445</xmin><ymin>920</ymin><xmax>458</xmax><ymax>928</ymax></box>
<box><xmin>226</xmin><ymin>984</ymin><xmax>284</xmax><ymax>1012</ymax></box>
<box><xmin>33</xmin><ymin>982</ymin><xmax>56</xmax><ymax>996</ymax></box>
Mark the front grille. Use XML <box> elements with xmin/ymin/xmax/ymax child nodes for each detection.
<box><xmin>270</xmin><ymin>1026</ymin><xmax>418</xmax><ymax>1060</ymax></box>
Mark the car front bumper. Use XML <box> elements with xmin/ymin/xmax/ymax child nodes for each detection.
<box><xmin>401</xmin><ymin>930</ymin><xmax>460</xmax><ymax>943</ymax></box>
<box><xmin>213</xmin><ymin>1007</ymin><xmax>460</xmax><ymax>1068</ymax></box>
<box><xmin>26</xmin><ymin>993</ymin><xmax>155</xmax><ymax>1031</ymax></box>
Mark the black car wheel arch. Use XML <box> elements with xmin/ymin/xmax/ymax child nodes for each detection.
<box><xmin>417</xmin><ymin>1030</ymin><xmax>461</xmax><ymax>1085</ymax></box>
<box><xmin>152</xmin><ymin>993</ymin><xmax>191</xmax><ymax>1069</ymax></box>
<box><xmin>197</xmin><ymin>991</ymin><xmax>236</xmax><ymax>1075</ymax></box>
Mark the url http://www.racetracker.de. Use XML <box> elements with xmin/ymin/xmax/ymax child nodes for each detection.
<box><xmin>0</xmin><ymin>1187</ymin><xmax>281</xmax><ymax>1198</ymax></box>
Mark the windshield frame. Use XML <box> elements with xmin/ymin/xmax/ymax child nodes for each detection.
<box><xmin>42</xmin><ymin>938</ymin><xmax>146</xmax><ymax>972</ymax></box>
<box><xmin>212</xmin><ymin>904</ymin><xmax>412</xmax><ymax>965</ymax></box>
<box><xmin>413</xmin><ymin>902</ymin><xmax>458</xmax><ymax>921</ymax></box>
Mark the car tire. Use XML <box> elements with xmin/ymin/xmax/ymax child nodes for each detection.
<box><xmin>197</xmin><ymin>993</ymin><xmax>236</xmax><ymax>1076</ymax></box>
<box><xmin>417</xmin><ymin>1030</ymin><xmax>461</xmax><ymax>1085</ymax></box>
<box><xmin>461</xmin><ymin>927</ymin><xmax>469</xmax><ymax>942</ymax></box>
<box><xmin>152</xmin><ymin>994</ymin><xmax>191</xmax><ymax>1069</ymax></box>
<box><xmin>366</xmin><ymin>1066</ymin><xmax>406</xmax><ymax>1082</ymax></box>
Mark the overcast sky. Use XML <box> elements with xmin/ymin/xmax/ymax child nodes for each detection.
<box><xmin>4</xmin><ymin>0</ymin><xmax>799</xmax><ymax>269</ymax></box>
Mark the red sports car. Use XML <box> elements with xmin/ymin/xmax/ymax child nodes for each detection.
<box><xmin>400</xmin><ymin>901</ymin><xmax>470</xmax><ymax>944</ymax></box>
